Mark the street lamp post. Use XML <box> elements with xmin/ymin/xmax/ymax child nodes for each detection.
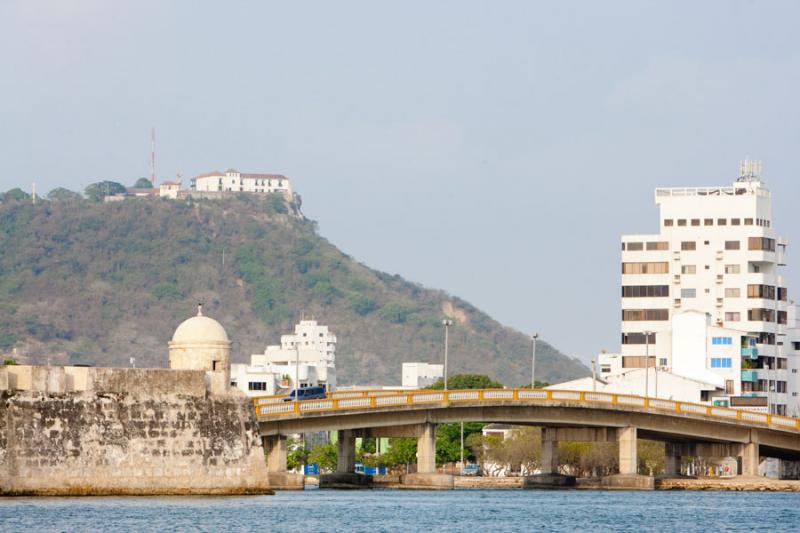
<box><xmin>442</xmin><ymin>319</ymin><xmax>453</xmax><ymax>390</ymax></box>
<box><xmin>531</xmin><ymin>333</ymin><xmax>539</xmax><ymax>388</ymax></box>
<box><xmin>644</xmin><ymin>333</ymin><xmax>649</xmax><ymax>399</ymax></box>
<box><xmin>591</xmin><ymin>359</ymin><xmax>596</xmax><ymax>392</ymax></box>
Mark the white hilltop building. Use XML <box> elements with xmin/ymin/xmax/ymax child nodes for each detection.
<box><xmin>230</xmin><ymin>319</ymin><xmax>336</xmax><ymax>397</ymax></box>
<box><xmin>402</xmin><ymin>362</ymin><xmax>443</xmax><ymax>388</ymax></box>
<box><xmin>191</xmin><ymin>169</ymin><xmax>293</xmax><ymax>197</ymax></box>
<box><xmin>554</xmin><ymin>161</ymin><xmax>800</xmax><ymax>416</ymax></box>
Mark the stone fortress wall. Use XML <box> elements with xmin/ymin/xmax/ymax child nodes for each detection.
<box><xmin>0</xmin><ymin>364</ymin><xmax>271</xmax><ymax>495</ymax></box>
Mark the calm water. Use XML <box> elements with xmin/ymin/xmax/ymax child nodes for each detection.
<box><xmin>1</xmin><ymin>489</ymin><xmax>799</xmax><ymax>533</ymax></box>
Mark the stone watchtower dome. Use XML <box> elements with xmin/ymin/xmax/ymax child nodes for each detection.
<box><xmin>169</xmin><ymin>304</ymin><xmax>231</xmax><ymax>394</ymax></box>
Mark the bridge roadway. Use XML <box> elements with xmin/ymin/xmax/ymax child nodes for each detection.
<box><xmin>253</xmin><ymin>388</ymin><xmax>800</xmax><ymax>490</ymax></box>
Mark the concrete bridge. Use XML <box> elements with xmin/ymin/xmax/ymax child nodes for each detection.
<box><xmin>254</xmin><ymin>388</ymin><xmax>800</xmax><ymax>489</ymax></box>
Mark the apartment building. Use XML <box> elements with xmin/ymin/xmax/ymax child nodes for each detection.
<box><xmin>230</xmin><ymin>319</ymin><xmax>336</xmax><ymax>397</ymax></box>
<box><xmin>603</xmin><ymin>161</ymin><xmax>799</xmax><ymax>415</ymax></box>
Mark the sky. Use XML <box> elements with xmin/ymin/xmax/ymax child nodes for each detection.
<box><xmin>1</xmin><ymin>1</ymin><xmax>799</xmax><ymax>364</ymax></box>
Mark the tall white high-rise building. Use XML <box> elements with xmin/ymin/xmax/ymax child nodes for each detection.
<box><xmin>606</xmin><ymin>161</ymin><xmax>799</xmax><ymax>416</ymax></box>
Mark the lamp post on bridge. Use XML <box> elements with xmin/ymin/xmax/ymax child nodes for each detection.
<box><xmin>531</xmin><ymin>333</ymin><xmax>539</xmax><ymax>388</ymax></box>
<box><xmin>442</xmin><ymin>319</ymin><xmax>453</xmax><ymax>391</ymax></box>
<box><xmin>644</xmin><ymin>331</ymin><xmax>650</xmax><ymax>399</ymax></box>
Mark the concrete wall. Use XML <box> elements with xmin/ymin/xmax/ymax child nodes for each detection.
<box><xmin>0</xmin><ymin>366</ymin><xmax>270</xmax><ymax>495</ymax></box>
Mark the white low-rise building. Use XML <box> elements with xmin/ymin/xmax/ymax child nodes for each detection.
<box><xmin>192</xmin><ymin>169</ymin><xmax>292</xmax><ymax>197</ymax></box>
<box><xmin>402</xmin><ymin>362</ymin><xmax>443</xmax><ymax>388</ymax></box>
<box><xmin>230</xmin><ymin>319</ymin><xmax>336</xmax><ymax>397</ymax></box>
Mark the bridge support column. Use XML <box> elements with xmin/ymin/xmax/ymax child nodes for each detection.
<box><xmin>401</xmin><ymin>423</ymin><xmax>453</xmax><ymax>489</ymax></box>
<box><xmin>320</xmin><ymin>430</ymin><xmax>372</xmax><ymax>488</ymax></box>
<box><xmin>739</xmin><ymin>441</ymin><xmax>760</xmax><ymax>477</ymax></box>
<box><xmin>664</xmin><ymin>443</ymin><xmax>681</xmax><ymax>477</ymax></box>
<box><xmin>263</xmin><ymin>435</ymin><xmax>304</xmax><ymax>490</ymax></box>
<box><xmin>523</xmin><ymin>427</ymin><xmax>576</xmax><ymax>488</ymax></box>
<box><xmin>601</xmin><ymin>426</ymin><xmax>654</xmax><ymax>489</ymax></box>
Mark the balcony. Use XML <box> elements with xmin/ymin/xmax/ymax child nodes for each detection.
<box><xmin>741</xmin><ymin>370</ymin><xmax>758</xmax><ymax>382</ymax></box>
<box><xmin>740</xmin><ymin>347</ymin><xmax>759</xmax><ymax>359</ymax></box>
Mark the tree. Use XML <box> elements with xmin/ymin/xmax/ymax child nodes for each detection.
<box><xmin>382</xmin><ymin>438</ymin><xmax>417</xmax><ymax>467</ymax></box>
<box><xmin>1</xmin><ymin>188</ymin><xmax>31</xmax><ymax>202</ymax></box>
<box><xmin>84</xmin><ymin>181</ymin><xmax>127</xmax><ymax>202</ymax></box>
<box><xmin>307</xmin><ymin>442</ymin><xmax>337</xmax><ymax>472</ymax></box>
<box><xmin>47</xmin><ymin>187</ymin><xmax>83</xmax><ymax>203</ymax></box>
<box><xmin>133</xmin><ymin>178</ymin><xmax>153</xmax><ymax>189</ymax></box>
<box><xmin>429</xmin><ymin>374</ymin><xmax>503</xmax><ymax>390</ymax></box>
<box><xmin>2</xmin><ymin>358</ymin><xmax>17</xmax><ymax>365</ymax></box>
<box><xmin>286</xmin><ymin>437</ymin><xmax>308</xmax><ymax>471</ymax></box>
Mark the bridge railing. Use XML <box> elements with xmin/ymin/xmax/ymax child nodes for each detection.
<box><xmin>252</xmin><ymin>388</ymin><xmax>411</xmax><ymax>406</ymax></box>
<box><xmin>253</xmin><ymin>388</ymin><xmax>800</xmax><ymax>432</ymax></box>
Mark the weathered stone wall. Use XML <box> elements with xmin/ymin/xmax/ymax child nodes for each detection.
<box><xmin>0</xmin><ymin>367</ymin><xmax>271</xmax><ymax>495</ymax></box>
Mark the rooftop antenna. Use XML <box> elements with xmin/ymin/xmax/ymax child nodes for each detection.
<box><xmin>737</xmin><ymin>158</ymin><xmax>762</xmax><ymax>183</ymax></box>
<box><xmin>150</xmin><ymin>127</ymin><xmax>157</xmax><ymax>187</ymax></box>
<box><xmin>197</xmin><ymin>302</ymin><xmax>204</xmax><ymax>316</ymax></box>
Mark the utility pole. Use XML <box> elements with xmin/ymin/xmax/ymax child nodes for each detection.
<box><xmin>460</xmin><ymin>421</ymin><xmax>464</xmax><ymax>474</ymax></box>
<box><xmin>591</xmin><ymin>359</ymin><xmax>597</xmax><ymax>392</ymax></box>
<box><xmin>150</xmin><ymin>127</ymin><xmax>157</xmax><ymax>187</ymax></box>
<box><xmin>442</xmin><ymin>319</ymin><xmax>453</xmax><ymax>390</ymax></box>
<box><xmin>531</xmin><ymin>333</ymin><xmax>539</xmax><ymax>388</ymax></box>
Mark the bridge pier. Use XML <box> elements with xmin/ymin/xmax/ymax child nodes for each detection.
<box><xmin>320</xmin><ymin>430</ymin><xmax>372</xmax><ymax>488</ymax></box>
<box><xmin>664</xmin><ymin>443</ymin><xmax>681</xmax><ymax>477</ymax></box>
<box><xmin>523</xmin><ymin>427</ymin><xmax>575</xmax><ymax>488</ymax></box>
<box><xmin>740</xmin><ymin>441</ymin><xmax>760</xmax><ymax>477</ymax></box>
<box><xmin>401</xmin><ymin>423</ymin><xmax>454</xmax><ymax>489</ymax></box>
<box><xmin>263</xmin><ymin>435</ymin><xmax>304</xmax><ymax>490</ymax></box>
<box><xmin>601</xmin><ymin>426</ymin><xmax>654</xmax><ymax>489</ymax></box>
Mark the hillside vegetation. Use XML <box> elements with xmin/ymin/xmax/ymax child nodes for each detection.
<box><xmin>0</xmin><ymin>194</ymin><xmax>587</xmax><ymax>385</ymax></box>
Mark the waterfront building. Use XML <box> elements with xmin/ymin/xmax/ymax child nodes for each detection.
<box><xmin>230</xmin><ymin>319</ymin><xmax>336</xmax><ymax>397</ymax></box>
<box><xmin>402</xmin><ymin>362</ymin><xmax>444</xmax><ymax>388</ymax></box>
<box><xmin>598</xmin><ymin>161</ymin><xmax>799</xmax><ymax>415</ymax></box>
<box><xmin>191</xmin><ymin>169</ymin><xmax>292</xmax><ymax>197</ymax></box>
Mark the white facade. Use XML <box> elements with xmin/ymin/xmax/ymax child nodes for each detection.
<box><xmin>159</xmin><ymin>181</ymin><xmax>181</xmax><ymax>199</ymax></box>
<box><xmin>402</xmin><ymin>362</ymin><xmax>444</xmax><ymax>388</ymax></box>
<box><xmin>191</xmin><ymin>169</ymin><xmax>292</xmax><ymax>196</ymax></box>
<box><xmin>230</xmin><ymin>320</ymin><xmax>336</xmax><ymax>397</ymax></box>
<box><xmin>613</xmin><ymin>162</ymin><xmax>799</xmax><ymax>415</ymax></box>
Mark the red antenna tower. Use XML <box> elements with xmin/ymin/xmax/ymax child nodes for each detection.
<box><xmin>150</xmin><ymin>127</ymin><xmax>157</xmax><ymax>187</ymax></box>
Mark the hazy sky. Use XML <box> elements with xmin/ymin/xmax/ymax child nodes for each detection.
<box><xmin>2</xmin><ymin>1</ymin><xmax>799</xmax><ymax>364</ymax></box>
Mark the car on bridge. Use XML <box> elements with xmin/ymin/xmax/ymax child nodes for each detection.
<box><xmin>283</xmin><ymin>385</ymin><xmax>327</xmax><ymax>401</ymax></box>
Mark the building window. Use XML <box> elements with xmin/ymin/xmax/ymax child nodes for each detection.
<box><xmin>658</xmin><ymin>358</ymin><xmax>668</xmax><ymax>367</ymax></box>
<box><xmin>744</xmin><ymin>218</ymin><xmax>753</xmax><ymax>225</ymax></box>
<box><xmin>777</xmin><ymin>287</ymin><xmax>788</xmax><ymax>301</ymax></box>
<box><xmin>704</xmin><ymin>218</ymin><xmax>713</xmax><ymax>226</ymax></box>
<box><xmin>622</xmin><ymin>262</ymin><xmax>670</xmax><ymax>274</ymax></box>
<box><xmin>622</xmin><ymin>356</ymin><xmax>656</xmax><ymax>368</ymax></box>
<box><xmin>724</xmin><ymin>312</ymin><xmax>740</xmax><ymax>321</ymax></box>
<box><xmin>681</xmin><ymin>241</ymin><xmax>696</xmax><ymax>251</ymax></box>
<box><xmin>710</xmin><ymin>357</ymin><xmax>732</xmax><ymax>368</ymax></box>
<box><xmin>691</xmin><ymin>219</ymin><xmax>700</xmax><ymax>226</ymax></box>
<box><xmin>731</xmin><ymin>218</ymin><xmax>740</xmax><ymax>226</ymax></box>
<box><xmin>724</xmin><ymin>288</ymin><xmax>740</xmax><ymax>298</ymax></box>
<box><xmin>621</xmin><ymin>309</ymin><xmax>669</xmax><ymax>321</ymax></box>
<box><xmin>248</xmin><ymin>382</ymin><xmax>267</xmax><ymax>391</ymax></box>
<box><xmin>724</xmin><ymin>264</ymin><xmax>740</xmax><ymax>274</ymax></box>
<box><xmin>777</xmin><ymin>311</ymin><xmax>787</xmax><ymax>325</ymax></box>
<box><xmin>681</xmin><ymin>265</ymin><xmax>696</xmax><ymax>274</ymax></box>
<box><xmin>621</xmin><ymin>285</ymin><xmax>669</xmax><ymax>297</ymax></box>
<box><xmin>646</xmin><ymin>241</ymin><xmax>669</xmax><ymax>251</ymax></box>
<box><xmin>724</xmin><ymin>241</ymin><xmax>740</xmax><ymax>250</ymax></box>
<box><xmin>621</xmin><ymin>332</ymin><xmax>657</xmax><ymax>344</ymax></box>
<box><xmin>677</xmin><ymin>219</ymin><xmax>687</xmax><ymax>226</ymax></box>
<box><xmin>711</xmin><ymin>337</ymin><xmax>733</xmax><ymax>345</ymax></box>
<box><xmin>747</xmin><ymin>284</ymin><xmax>775</xmax><ymax>299</ymax></box>
<box><xmin>748</xmin><ymin>308</ymin><xmax>775</xmax><ymax>322</ymax></box>
<box><xmin>664</xmin><ymin>219</ymin><xmax>673</xmax><ymax>227</ymax></box>
<box><xmin>718</xmin><ymin>218</ymin><xmax>727</xmax><ymax>225</ymax></box>
<box><xmin>680</xmin><ymin>288</ymin><xmax>696</xmax><ymax>298</ymax></box>
<box><xmin>625</xmin><ymin>242</ymin><xmax>643</xmax><ymax>251</ymax></box>
<box><xmin>776</xmin><ymin>381</ymin><xmax>787</xmax><ymax>393</ymax></box>
<box><xmin>748</xmin><ymin>237</ymin><xmax>775</xmax><ymax>251</ymax></box>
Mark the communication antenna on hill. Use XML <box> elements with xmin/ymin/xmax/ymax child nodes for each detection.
<box><xmin>32</xmin><ymin>182</ymin><xmax>36</xmax><ymax>205</ymax></box>
<box><xmin>150</xmin><ymin>127</ymin><xmax>157</xmax><ymax>187</ymax></box>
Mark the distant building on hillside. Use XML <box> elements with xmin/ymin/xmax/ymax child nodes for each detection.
<box><xmin>230</xmin><ymin>319</ymin><xmax>336</xmax><ymax>397</ymax></box>
<box><xmin>159</xmin><ymin>181</ymin><xmax>181</xmax><ymax>199</ymax></box>
<box><xmin>402</xmin><ymin>362</ymin><xmax>443</xmax><ymax>388</ymax></box>
<box><xmin>191</xmin><ymin>169</ymin><xmax>292</xmax><ymax>197</ymax></box>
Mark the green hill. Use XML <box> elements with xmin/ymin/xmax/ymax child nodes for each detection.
<box><xmin>0</xmin><ymin>194</ymin><xmax>588</xmax><ymax>386</ymax></box>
